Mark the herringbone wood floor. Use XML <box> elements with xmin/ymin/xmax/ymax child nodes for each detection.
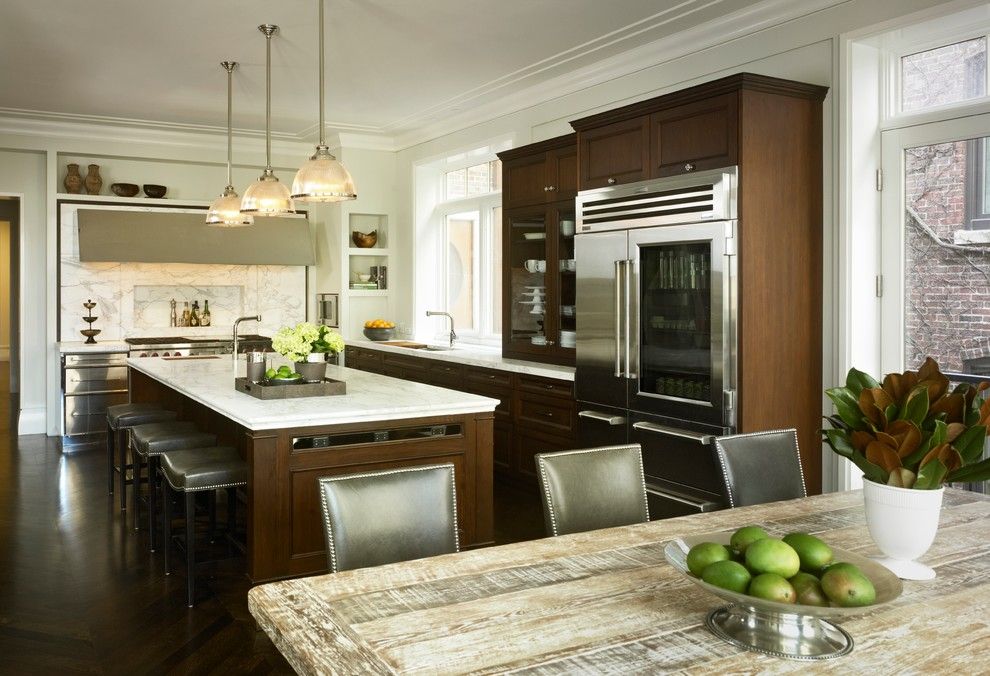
<box><xmin>0</xmin><ymin>366</ymin><xmax>544</xmax><ymax>674</ymax></box>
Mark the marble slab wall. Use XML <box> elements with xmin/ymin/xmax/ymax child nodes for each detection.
<box><xmin>60</xmin><ymin>214</ymin><xmax>305</xmax><ymax>340</ymax></box>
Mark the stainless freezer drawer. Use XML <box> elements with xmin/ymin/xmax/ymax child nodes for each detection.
<box><xmin>63</xmin><ymin>391</ymin><xmax>127</xmax><ymax>437</ymax></box>
<box><xmin>647</xmin><ymin>481</ymin><xmax>721</xmax><ymax>520</ymax></box>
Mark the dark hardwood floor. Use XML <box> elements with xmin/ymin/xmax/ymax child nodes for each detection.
<box><xmin>0</xmin><ymin>370</ymin><xmax>546</xmax><ymax>673</ymax></box>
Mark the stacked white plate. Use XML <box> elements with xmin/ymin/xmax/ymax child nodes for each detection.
<box><xmin>560</xmin><ymin>330</ymin><xmax>576</xmax><ymax>348</ymax></box>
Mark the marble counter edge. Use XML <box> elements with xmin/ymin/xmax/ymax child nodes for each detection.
<box><xmin>58</xmin><ymin>341</ymin><xmax>130</xmax><ymax>354</ymax></box>
<box><xmin>350</xmin><ymin>340</ymin><xmax>575</xmax><ymax>381</ymax></box>
<box><xmin>126</xmin><ymin>357</ymin><xmax>500</xmax><ymax>431</ymax></box>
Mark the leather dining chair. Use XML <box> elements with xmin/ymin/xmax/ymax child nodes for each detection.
<box><xmin>317</xmin><ymin>463</ymin><xmax>459</xmax><ymax>573</ymax></box>
<box><xmin>713</xmin><ymin>429</ymin><xmax>807</xmax><ymax>507</ymax></box>
<box><xmin>536</xmin><ymin>444</ymin><xmax>649</xmax><ymax>537</ymax></box>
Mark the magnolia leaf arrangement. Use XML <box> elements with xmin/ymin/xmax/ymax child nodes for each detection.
<box><xmin>823</xmin><ymin>358</ymin><xmax>990</xmax><ymax>490</ymax></box>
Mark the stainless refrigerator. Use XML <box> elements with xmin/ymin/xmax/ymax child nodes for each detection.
<box><xmin>574</xmin><ymin>168</ymin><xmax>738</xmax><ymax>518</ymax></box>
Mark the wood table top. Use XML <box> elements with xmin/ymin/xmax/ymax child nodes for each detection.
<box><xmin>248</xmin><ymin>488</ymin><xmax>990</xmax><ymax>674</ymax></box>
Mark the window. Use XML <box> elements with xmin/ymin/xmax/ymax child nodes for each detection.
<box><xmin>899</xmin><ymin>36</ymin><xmax>987</xmax><ymax>113</ymax></box>
<box><xmin>426</xmin><ymin>151</ymin><xmax>503</xmax><ymax>344</ymax></box>
<box><xmin>444</xmin><ymin>160</ymin><xmax>500</xmax><ymax>200</ymax></box>
<box><xmin>966</xmin><ymin>137</ymin><xmax>990</xmax><ymax>229</ymax></box>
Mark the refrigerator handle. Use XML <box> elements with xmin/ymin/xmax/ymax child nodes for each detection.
<box><xmin>614</xmin><ymin>260</ymin><xmax>623</xmax><ymax>378</ymax></box>
<box><xmin>578</xmin><ymin>410</ymin><xmax>627</xmax><ymax>426</ymax></box>
<box><xmin>632</xmin><ymin>421</ymin><xmax>714</xmax><ymax>445</ymax></box>
<box><xmin>624</xmin><ymin>258</ymin><xmax>634</xmax><ymax>379</ymax></box>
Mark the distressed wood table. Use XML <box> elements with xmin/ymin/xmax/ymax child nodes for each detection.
<box><xmin>249</xmin><ymin>489</ymin><xmax>990</xmax><ymax>674</ymax></box>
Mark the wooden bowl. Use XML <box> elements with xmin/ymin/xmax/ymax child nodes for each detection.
<box><xmin>111</xmin><ymin>183</ymin><xmax>139</xmax><ymax>197</ymax></box>
<box><xmin>143</xmin><ymin>184</ymin><xmax>167</xmax><ymax>198</ymax></box>
<box><xmin>352</xmin><ymin>230</ymin><xmax>378</xmax><ymax>248</ymax></box>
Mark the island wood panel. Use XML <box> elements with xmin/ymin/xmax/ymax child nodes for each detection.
<box><xmin>128</xmin><ymin>368</ymin><xmax>494</xmax><ymax>582</ymax></box>
<box><xmin>250</xmin><ymin>489</ymin><xmax>990</xmax><ymax>675</ymax></box>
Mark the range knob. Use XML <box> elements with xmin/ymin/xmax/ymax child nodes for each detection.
<box><xmin>151</xmin><ymin>352</ymin><xmax>159</xmax><ymax>357</ymax></box>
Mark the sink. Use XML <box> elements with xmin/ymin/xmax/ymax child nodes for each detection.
<box><xmin>422</xmin><ymin>346</ymin><xmax>453</xmax><ymax>352</ymax></box>
<box><xmin>379</xmin><ymin>341</ymin><xmax>454</xmax><ymax>352</ymax></box>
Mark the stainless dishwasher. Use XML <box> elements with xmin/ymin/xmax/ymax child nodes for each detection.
<box><xmin>62</xmin><ymin>352</ymin><xmax>128</xmax><ymax>446</ymax></box>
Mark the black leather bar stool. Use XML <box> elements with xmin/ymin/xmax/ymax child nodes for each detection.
<box><xmin>130</xmin><ymin>421</ymin><xmax>217</xmax><ymax>550</ymax></box>
<box><xmin>106</xmin><ymin>403</ymin><xmax>176</xmax><ymax>510</ymax></box>
<box><xmin>160</xmin><ymin>447</ymin><xmax>247</xmax><ymax>607</ymax></box>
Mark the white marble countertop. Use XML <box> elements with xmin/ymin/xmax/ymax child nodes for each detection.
<box><xmin>127</xmin><ymin>355</ymin><xmax>499</xmax><ymax>431</ymax></box>
<box><xmin>58</xmin><ymin>341</ymin><xmax>130</xmax><ymax>354</ymax></box>
<box><xmin>350</xmin><ymin>340</ymin><xmax>575</xmax><ymax>381</ymax></box>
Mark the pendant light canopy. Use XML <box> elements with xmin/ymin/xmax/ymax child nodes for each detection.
<box><xmin>241</xmin><ymin>24</ymin><xmax>295</xmax><ymax>216</ymax></box>
<box><xmin>291</xmin><ymin>0</ymin><xmax>357</xmax><ymax>202</ymax></box>
<box><xmin>206</xmin><ymin>61</ymin><xmax>253</xmax><ymax>227</ymax></box>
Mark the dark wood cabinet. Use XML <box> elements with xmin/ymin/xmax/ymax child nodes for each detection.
<box><xmin>577</xmin><ymin>116</ymin><xmax>650</xmax><ymax>190</ymax></box>
<box><xmin>501</xmin><ymin>134</ymin><xmax>577</xmax><ymax>209</ymax></box>
<box><xmin>650</xmin><ymin>92</ymin><xmax>738</xmax><ymax>177</ymax></box>
<box><xmin>498</xmin><ymin>136</ymin><xmax>578</xmax><ymax>367</ymax></box>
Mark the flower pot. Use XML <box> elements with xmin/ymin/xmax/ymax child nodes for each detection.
<box><xmin>295</xmin><ymin>353</ymin><xmax>327</xmax><ymax>383</ymax></box>
<box><xmin>862</xmin><ymin>477</ymin><xmax>944</xmax><ymax>580</ymax></box>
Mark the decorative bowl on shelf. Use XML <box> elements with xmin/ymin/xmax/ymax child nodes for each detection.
<box><xmin>80</xmin><ymin>328</ymin><xmax>101</xmax><ymax>344</ymax></box>
<box><xmin>356</xmin><ymin>273</ymin><xmax>372</xmax><ymax>282</ymax></box>
<box><xmin>143</xmin><ymin>184</ymin><xmax>167</xmax><ymax>198</ymax></box>
<box><xmin>352</xmin><ymin>230</ymin><xmax>378</xmax><ymax>248</ymax></box>
<box><xmin>664</xmin><ymin>530</ymin><xmax>903</xmax><ymax>660</ymax></box>
<box><xmin>363</xmin><ymin>327</ymin><xmax>395</xmax><ymax>341</ymax></box>
<box><xmin>110</xmin><ymin>182</ymin><xmax>140</xmax><ymax>197</ymax></box>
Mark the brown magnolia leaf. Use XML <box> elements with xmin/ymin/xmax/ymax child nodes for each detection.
<box><xmin>850</xmin><ymin>430</ymin><xmax>874</xmax><ymax>452</ymax></box>
<box><xmin>886</xmin><ymin>419</ymin><xmax>922</xmax><ymax>458</ymax></box>
<box><xmin>963</xmin><ymin>381</ymin><xmax>990</xmax><ymax>409</ymax></box>
<box><xmin>946</xmin><ymin>422</ymin><xmax>966</xmax><ymax>444</ymax></box>
<box><xmin>882</xmin><ymin>372</ymin><xmax>918</xmax><ymax>406</ymax></box>
<box><xmin>930</xmin><ymin>393</ymin><xmax>966</xmax><ymax>424</ymax></box>
<box><xmin>876</xmin><ymin>431</ymin><xmax>898</xmax><ymax>448</ymax></box>
<box><xmin>866</xmin><ymin>440</ymin><xmax>902</xmax><ymax>473</ymax></box>
<box><xmin>980</xmin><ymin>397</ymin><xmax>990</xmax><ymax>428</ymax></box>
<box><xmin>919</xmin><ymin>442</ymin><xmax>963</xmax><ymax>474</ymax></box>
<box><xmin>916</xmin><ymin>357</ymin><xmax>941</xmax><ymax>382</ymax></box>
<box><xmin>887</xmin><ymin>467</ymin><xmax>917</xmax><ymax>488</ymax></box>
<box><xmin>859</xmin><ymin>387</ymin><xmax>893</xmax><ymax>428</ymax></box>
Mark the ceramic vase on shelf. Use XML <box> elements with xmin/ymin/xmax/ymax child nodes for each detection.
<box><xmin>295</xmin><ymin>352</ymin><xmax>328</xmax><ymax>383</ymax></box>
<box><xmin>84</xmin><ymin>164</ymin><xmax>103</xmax><ymax>195</ymax></box>
<box><xmin>862</xmin><ymin>478</ymin><xmax>944</xmax><ymax>581</ymax></box>
<box><xmin>64</xmin><ymin>164</ymin><xmax>83</xmax><ymax>194</ymax></box>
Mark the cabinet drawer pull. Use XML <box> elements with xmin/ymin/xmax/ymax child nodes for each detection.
<box><xmin>684</xmin><ymin>162</ymin><xmax>696</xmax><ymax>172</ymax></box>
<box><xmin>632</xmin><ymin>421</ymin><xmax>712</xmax><ymax>444</ymax></box>
<box><xmin>487</xmin><ymin>374</ymin><xmax>496</xmax><ymax>379</ymax></box>
<box><xmin>548</xmin><ymin>185</ymin><xmax>555</xmax><ymax>192</ymax></box>
<box><xmin>541</xmin><ymin>411</ymin><xmax>554</xmax><ymax>418</ymax></box>
<box><xmin>607</xmin><ymin>177</ymin><xmax>617</xmax><ymax>185</ymax></box>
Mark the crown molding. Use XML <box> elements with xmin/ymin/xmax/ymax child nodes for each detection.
<box><xmin>389</xmin><ymin>0</ymin><xmax>843</xmax><ymax>150</ymax></box>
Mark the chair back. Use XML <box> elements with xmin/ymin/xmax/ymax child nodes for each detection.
<box><xmin>713</xmin><ymin>429</ymin><xmax>806</xmax><ymax>507</ymax></box>
<box><xmin>536</xmin><ymin>444</ymin><xmax>649</xmax><ymax>536</ymax></box>
<box><xmin>317</xmin><ymin>463</ymin><xmax>459</xmax><ymax>573</ymax></box>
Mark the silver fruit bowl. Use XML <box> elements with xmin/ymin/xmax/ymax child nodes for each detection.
<box><xmin>664</xmin><ymin>530</ymin><xmax>902</xmax><ymax>661</ymax></box>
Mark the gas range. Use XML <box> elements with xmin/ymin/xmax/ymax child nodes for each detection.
<box><xmin>126</xmin><ymin>334</ymin><xmax>271</xmax><ymax>358</ymax></box>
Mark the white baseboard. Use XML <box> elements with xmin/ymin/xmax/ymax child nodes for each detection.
<box><xmin>18</xmin><ymin>406</ymin><xmax>46</xmax><ymax>435</ymax></box>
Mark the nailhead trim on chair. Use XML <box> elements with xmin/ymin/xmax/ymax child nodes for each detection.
<box><xmin>713</xmin><ymin>428</ymin><xmax>805</xmax><ymax>508</ymax></box>
<box><xmin>536</xmin><ymin>444</ymin><xmax>649</xmax><ymax>537</ymax></box>
<box><xmin>317</xmin><ymin>463</ymin><xmax>459</xmax><ymax>574</ymax></box>
<box><xmin>161</xmin><ymin>472</ymin><xmax>247</xmax><ymax>494</ymax></box>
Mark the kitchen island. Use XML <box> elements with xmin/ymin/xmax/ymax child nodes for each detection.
<box><xmin>127</xmin><ymin>356</ymin><xmax>498</xmax><ymax>582</ymax></box>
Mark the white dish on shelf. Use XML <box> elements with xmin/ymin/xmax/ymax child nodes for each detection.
<box><xmin>523</xmin><ymin>233</ymin><xmax>546</xmax><ymax>240</ymax></box>
<box><xmin>531</xmin><ymin>335</ymin><xmax>547</xmax><ymax>345</ymax></box>
<box><xmin>517</xmin><ymin>299</ymin><xmax>545</xmax><ymax>305</ymax></box>
<box><xmin>561</xmin><ymin>305</ymin><xmax>575</xmax><ymax>316</ymax></box>
<box><xmin>529</xmin><ymin>307</ymin><xmax>545</xmax><ymax>315</ymax></box>
<box><xmin>524</xmin><ymin>285</ymin><xmax>546</xmax><ymax>290</ymax></box>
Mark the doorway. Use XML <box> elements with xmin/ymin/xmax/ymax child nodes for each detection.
<box><xmin>0</xmin><ymin>197</ymin><xmax>21</xmax><ymax>433</ymax></box>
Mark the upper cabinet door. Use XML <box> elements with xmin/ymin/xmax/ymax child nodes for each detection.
<box><xmin>547</xmin><ymin>146</ymin><xmax>578</xmax><ymax>201</ymax></box>
<box><xmin>503</xmin><ymin>154</ymin><xmax>550</xmax><ymax>209</ymax></box>
<box><xmin>578</xmin><ymin>117</ymin><xmax>650</xmax><ymax>190</ymax></box>
<box><xmin>650</xmin><ymin>92</ymin><xmax>738</xmax><ymax>178</ymax></box>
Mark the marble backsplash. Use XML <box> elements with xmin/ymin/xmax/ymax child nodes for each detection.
<box><xmin>60</xmin><ymin>217</ymin><xmax>305</xmax><ymax>340</ymax></box>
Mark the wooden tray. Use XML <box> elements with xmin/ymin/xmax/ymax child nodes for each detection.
<box><xmin>235</xmin><ymin>377</ymin><xmax>346</xmax><ymax>399</ymax></box>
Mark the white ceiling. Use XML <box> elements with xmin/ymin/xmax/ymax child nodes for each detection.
<box><xmin>1</xmin><ymin>0</ymin><xmax>782</xmax><ymax>144</ymax></box>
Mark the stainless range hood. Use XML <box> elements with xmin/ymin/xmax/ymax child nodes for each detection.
<box><xmin>77</xmin><ymin>209</ymin><xmax>315</xmax><ymax>265</ymax></box>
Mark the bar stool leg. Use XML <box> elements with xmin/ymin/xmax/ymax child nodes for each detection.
<box><xmin>208</xmin><ymin>492</ymin><xmax>218</xmax><ymax>543</ymax></box>
<box><xmin>107</xmin><ymin>422</ymin><xmax>115</xmax><ymax>496</ymax></box>
<box><xmin>163</xmin><ymin>477</ymin><xmax>172</xmax><ymax>576</ymax></box>
<box><xmin>132</xmin><ymin>449</ymin><xmax>143</xmax><ymax>531</ymax></box>
<box><xmin>185</xmin><ymin>491</ymin><xmax>196</xmax><ymax>607</ymax></box>
<box><xmin>148</xmin><ymin>457</ymin><xmax>158</xmax><ymax>552</ymax></box>
<box><xmin>119</xmin><ymin>429</ymin><xmax>128</xmax><ymax>511</ymax></box>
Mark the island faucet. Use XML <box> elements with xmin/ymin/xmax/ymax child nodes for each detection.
<box><xmin>426</xmin><ymin>310</ymin><xmax>456</xmax><ymax>348</ymax></box>
<box><xmin>233</xmin><ymin>314</ymin><xmax>261</xmax><ymax>376</ymax></box>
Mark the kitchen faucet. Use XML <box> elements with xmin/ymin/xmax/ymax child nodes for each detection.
<box><xmin>426</xmin><ymin>311</ymin><xmax>456</xmax><ymax>348</ymax></box>
<box><xmin>233</xmin><ymin>314</ymin><xmax>261</xmax><ymax>376</ymax></box>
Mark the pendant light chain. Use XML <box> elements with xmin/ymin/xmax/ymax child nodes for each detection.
<box><xmin>265</xmin><ymin>27</ymin><xmax>273</xmax><ymax>171</ymax></box>
<box><xmin>224</xmin><ymin>61</ymin><xmax>234</xmax><ymax>187</ymax></box>
<box><xmin>319</xmin><ymin>0</ymin><xmax>325</xmax><ymax>147</ymax></box>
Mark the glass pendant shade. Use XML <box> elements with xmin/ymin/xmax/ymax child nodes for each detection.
<box><xmin>241</xmin><ymin>169</ymin><xmax>295</xmax><ymax>215</ymax></box>
<box><xmin>292</xmin><ymin>145</ymin><xmax>357</xmax><ymax>201</ymax></box>
<box><xmin>206</xmin><ymin>186</ymin><xmax>253</xmax><ymax>226</ymax></box>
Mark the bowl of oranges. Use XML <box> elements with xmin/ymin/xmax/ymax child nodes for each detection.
<box><xmin>363</xmin><ymin>319</ymin><xmax>396</xmax><ymax>341</ymax></box>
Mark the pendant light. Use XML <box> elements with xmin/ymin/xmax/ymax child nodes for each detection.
<box><xmin>241</xmin><ymin>24</ymin><xmax>295</xmax><ymax>216</ymax></box>
<box><xmin>206</xmin><ymin>62</ymin><xmax>253</xmax><ymax>226</ymax></box>
<box><xmin>291</xmin><ymin>0</ymin><xmax>357</xmax><ymax>202</ymax></box>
